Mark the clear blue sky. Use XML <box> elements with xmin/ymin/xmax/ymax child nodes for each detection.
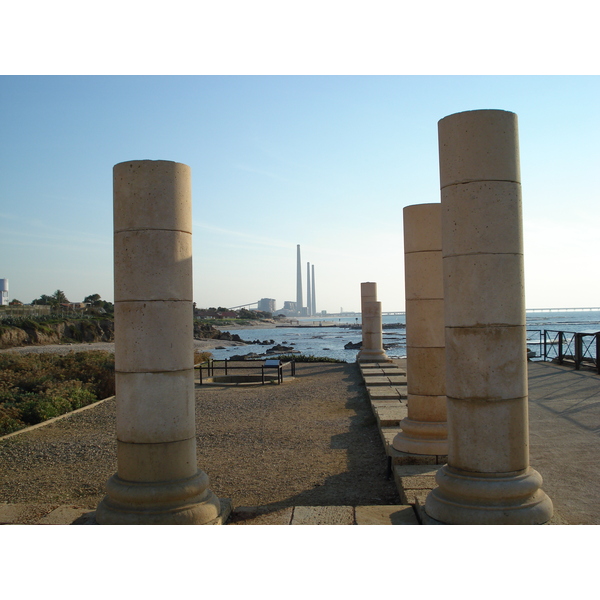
<box><xmin>1</xmin><ymin>75</ymin><xmax>598</xmax><ymax>312</ymax></box>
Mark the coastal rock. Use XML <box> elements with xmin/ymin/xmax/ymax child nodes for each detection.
<box><xmin>0</xmin><ymin>319</ymin><xmax>114</xmax><ymax>349</ymax></box>
<box><xmin>267</xmin><ymin>344</ymin><xmax>295</xmax><ymax>354</ymax></box>
<box><xmin>344</xmin><ymin>341</ymin><xmax>362</xmax><ymax>350</ymax></box>
<box><xmin>193</xmin><ymin>322</ymin><xmax>247</xmax><ymax>343</ymax></box>
<box><xmin>229</xmin><ymin>353</ymin><xmax>262</xmax><ymax>361</ymax></box>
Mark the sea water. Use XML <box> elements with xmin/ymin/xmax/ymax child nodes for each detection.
<box><xmin>209</xmin><ymin>311</ymin><xmax>600</xmax><ymax>363</ymax></box>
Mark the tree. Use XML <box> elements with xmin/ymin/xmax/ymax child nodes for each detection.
<box><xmin>9</xmin><ymin>299</ymin><xmax>22</xmax><ymax>306</ymax></box>
<box><xmin>52</xmin><ymin>290</ymin><xmax>69</xmax><ymax>304</ymax></box>
<box><xmin>84</xmin><ymin>293</ymin><xmax>102</xmax><ymax>305</ymax></box>
<box><xmin>31</xmin><ymin>294</ymin><xmax>53</xmax><ymax>305</ymax></box>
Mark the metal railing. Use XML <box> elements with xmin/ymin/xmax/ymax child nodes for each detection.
<box><xmin>526</xmin><ymin>329</ymin><xmax>543</xmax><ymax>360</ymax></box>
<box><xmin>543</xmin><ymin>330</ymin><xmax>600</xmax><ymax>373</ymax></box>
<box><xmin>196</xmin><ymin>358</ymin><xmax>296</xmax><ymax>385</ymax></box>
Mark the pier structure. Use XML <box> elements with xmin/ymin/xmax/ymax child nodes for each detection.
<box><xmin>96</xmin><ymin>160</ymin><xmax>228</xmax><ymax>524</ymax></box>
<box><xmin>424</xmin><ymin>109</ymin><xmax>553</xmax><ymax>524</ymax></box>
<box><xmin>393</xmin><ymin>203</ymin><xmax>447</xmax><ymax>455</ymax></box>
<box><xmin>356</xmin><ymin>282</ymin><xmax>391</xmax><ymax>363</ymax></box>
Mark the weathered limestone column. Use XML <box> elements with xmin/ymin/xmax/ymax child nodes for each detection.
<box><xmin>393</xmin><ymin>203</ymin><xmax>447</xmax><ymax>455</ymax></box>
<box><xmin>425</xmin><ymin>109</ymin><xmax>553</xmax><ymax>524</ymax></box>
<box><xmin>357</xmin><ymin>282</ymin><xmax>390</xmax><ymax>363</ymax></box>
<box><xmin>96</xmin><ymin>160</ymin><xmax>224</xmax><ymax>525</ymax></box>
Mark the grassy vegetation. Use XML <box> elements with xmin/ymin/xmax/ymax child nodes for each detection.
<box><xmin>0</xmin><ymin>314</ymin><xmax>111</xmax><ymax>328</ymax></box>
<box><xmin>194</xmin><ymin>350</ymin><xmax>213</xmax><ymax>364</ymax></box>
<box><xmin>0</xmin><ymin>351</ymin><xmax>115</xmax><ymax>436</ymax></box>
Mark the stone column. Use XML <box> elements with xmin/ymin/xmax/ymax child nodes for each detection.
<box><xmin>357</xmin><ymin>282</ymin><xmax>390</xmax><ymax>363</ymax></box>
<box><xmin>393</xmin><ymin>203</ymin><xmax>447</xmax><ymax>455</ymax></box>
<box><xmin>424</xmin><ymin>109</ymin><xmax>553</xmax><ymax>524</ymax></box>
<box><xmin>96</xmin><ymin>160</ymin><xmax>224</xmax><ymax>525</ymax></box>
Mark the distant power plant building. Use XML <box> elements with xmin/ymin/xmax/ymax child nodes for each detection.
<box><xmin>0</xmin><ymin>279</ymin><xmax>8</xmax><ymax>306</ymax></box>
<box><xmin>296</xmin><ymin>245</ymin><xmax>304</xmax><ymax>316</ymax></box>
<box><xmin>283</xmin><ymin>301</ymin><xmax>297</xmax><ymax>311</ymax></box>
<box><xmin>306</xmin><ymin>262</ymin><xmax>311</xmax><ymax>316</ymax></box>
<box><xmin>311</xmin><ymin>264</ymin><xmax>316</xmax><ymax>315</ymax></box>
<box><xmin>257</xmin><ymin>298</ymin><xmax>276</xmax><ymax>313</ymax></box>
<box><xmin>294</xmin><ymin>246</ymin><xmax>317</xmax><ymax>316</ymax></box>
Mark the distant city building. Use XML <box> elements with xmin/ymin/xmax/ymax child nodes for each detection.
<box><xmin>257</xmin><ymin>298</ymin><xmax>276</xmax><ymax>313</ymax></box>
<box><xmin>0</xmin><ymin>279</ymin><xmax>8</xmax><ymax>306</ymax></box>
<box><xmin>283</xmin><ymin>301</ymin><xmax>297</xmax><ymax>311</ymax></box>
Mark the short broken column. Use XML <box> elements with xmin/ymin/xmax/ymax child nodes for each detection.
<box><xmin>393</xmin><ymin>203</ymin><xmax>447</xmax><ymax>456</ymax></box>
<box><xmin>424</xmin><ymin>109</ymin><xmax>553</xmax><ymax>524</ymax></box>
<box><xmin>357</xmin><ymin>282</ymin><xmax>390</xmax><ymax>363</ymax></box>
<box><xmin>96</xmin><ymin>159</ymin><xmax>225</xmax><ymax>525</ymax></box>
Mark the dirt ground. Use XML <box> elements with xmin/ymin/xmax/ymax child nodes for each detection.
<box><xmin>0</xmin><ymin>362</ymin><xmax>399</xmax><ymax>522</ymax></box>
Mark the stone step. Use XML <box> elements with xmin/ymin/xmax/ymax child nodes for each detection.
<box><xmin>360</xmin><ymin>368</ymin><xmax>387</xmax><ymax>376</ymax></box>
<box><xmin>229</xmin><ymin>505</ymin><xmax>419</xmax><ymax>525</ymax></box>
<box><xmin>367</xmin><ymin>386</ymin><xmax>407</xmax><ymax>400</ymax></box>
<box><xmin>363</xmin><ymin>376</ymin><xmax>394</xmax><ymax>386</ymax></box>
<box><xmin>381</xmin><ymin>426</ymin><xmax>402</xmax><ymax>453</ymax></box>
<box><xmin>373</xmin><ymin>404</ymin><xmax>407</xmax><ymax>427</ymax></box>
<box><xmin>393</xmin><ymin>464</ymin><xmax>440</xmax><ymax>506</ymax></box>
<box><xmin>363</xmin><ymin>377</ymin><xmax>407</xmax><ymax>388</ymax></box>
<box><xmin>370</xmin><ymin>398</ymin><xmax>404</xmax><ymax>410</ymax></box>
<box><xmin>379</xmin><ymin>428</ymin><xmax>447</xmax><ymax>467</ymax></box>
<box><xmin>360</xmin><ymin>367</ymin><xmax>406</xmax><ymax>377</ymax></box>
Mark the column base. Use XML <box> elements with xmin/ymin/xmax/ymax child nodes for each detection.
<box><xmin>424</xmin><ymin>465</ymin><xmax>553</xmax><ymax>525</ymax></box>
<box><xmin>95</xmin><ymin>469</ymin><xmax>225</xmax><ymax>525</ymax></box>
<box><xmin>356</xmin><ymin>349</ymin><xmax>392</xmax><ymax>363</ymax></box>
<box><xmin>392</xmin><ymin>418</ymin><xmax>448</xmax><ymax>455</ymax></box>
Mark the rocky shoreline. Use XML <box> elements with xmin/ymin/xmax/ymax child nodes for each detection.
<box><xmin>0</xmin><ymin>319</ymin><xmax>114</xmax><ymax>350</ymax></box>
<box><xmin>0</xmin><ymin>319</ymin><xmax>300</xmax><ymax>356</ymax></box>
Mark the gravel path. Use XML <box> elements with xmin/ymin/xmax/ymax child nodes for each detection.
<box><xmin>0</xmin><ymin>338</ymin><xmax>246</xmax><ymax>356</ymax></box>
<box><xmin>0</xmin><ymin>362</ymin><xmax>399</xmax><ymax>522</ymax></box>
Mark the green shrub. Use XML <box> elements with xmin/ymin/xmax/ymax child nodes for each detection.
<box><xmin>0</xmin><ymin>404</ymin><xmax>26</xmax><ymax>435</ymax></box>
<box><xmin>194</xmin><ymin>350</ymin><xmax>213</xmax><ymax>365</ymax></box>
<box><xmin>0</xmin><ymin>351</ymin><xmax>115</xmax><ymax>434</ymax></box>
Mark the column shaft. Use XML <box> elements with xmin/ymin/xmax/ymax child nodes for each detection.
<box><xmin>357</xmin><ymin>283</ymin><xmax>390</xmax><ymax>363</ymax></box>
<box><xmin>393</xmin><ymin>203</ymin><xmax>447</xmax><ymax>455</ymax></box>
<box><xmin>96</xmin><ymin>160</ymin><xmax>223</xmax><ymax>525</ymax></box>
<box><xmin>425</xmin><ymin>110</ymin><xmax>553</xmax><ymax>524</ymax></box>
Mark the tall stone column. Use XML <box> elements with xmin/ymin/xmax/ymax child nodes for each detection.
<box><xmin>357</xmin><ymin>282</ymin><xmax>390</xmax><ymax>363</ymax></box>
<box><xmin>393</xmin><ymin>203</ymin><xmax>447</xmax><ymax>455</ymax></box>
<box><xmin>425</xmin><ymin>110</ymin><xmax>553</xmax><ymax>524</ymax></box>
<box><xmin>96</xmin><ymin>160</ymin><xmax>224</xmax><ymax>525</ymax></box>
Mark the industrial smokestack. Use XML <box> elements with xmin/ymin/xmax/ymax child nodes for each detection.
<box><xmin>311</xmin><ymin>265</ymin><xmax>316</xmax><ymax>315</ymax></box>
<box><xmin>306</xmin><ymin>262</ymin><xmax>311</xmax><ymax>316</ymax></box>
<box><xmin>296</xmin><ymin>245</ymin><xmax>303</xmax><ymax>315</ymax></box>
